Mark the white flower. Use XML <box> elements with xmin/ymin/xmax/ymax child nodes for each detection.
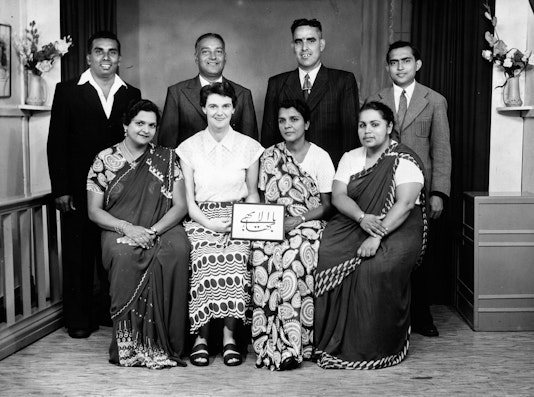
<box><xmin>506</xmin><ymin>49</ymin><xmax>517</xmax><ymax>58</ymax></box>
<box><xmin>36</xmin><ymin>60</ymin><xmax>53</xmax><ymax>73</ymax></box>
<box><xmin>495</xmin><ymin>59</ymin><xmax>502</xmax><ymax>66</ymax></box>
<box><xmin>481</xmin><ymin>50</ymin><xmax>493</xmax><ymax>61</ymax></box>
<box><xmin>54</xmin><ymin>37</ymin><xmax>71</xmax><ymax>55</ymax></box>
<box><xmin>503</xmin><ymin>58</ymin><xmax>513</xmax><ymax>68</ymax></box>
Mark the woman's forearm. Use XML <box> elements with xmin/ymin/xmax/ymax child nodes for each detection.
<box><xmin>150</xmin><ymin>202</ymin><xmax>187</xmax><ymax>235</ymax></box>
<box><xmin>381</xmin><ymin>200</ymin><xmax>415</xmax><ymax>234</ymax></box>
<box><xmin>88</xmin><ymin>206</ymin><xmax>126</xmax><ymax>232</ymax></box>
<box><xmin>332</xmin><ymin>193</ymin><xmax>364</xmax><ymax>222</ymax></box>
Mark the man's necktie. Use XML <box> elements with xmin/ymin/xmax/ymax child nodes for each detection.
<box><xmin>303</xmin><ymin>74</ymin><xmax>311</xmax><ymax>101</ymax></box>
<box><xmin>397</xmin><ymin>89</ymin><xmax>407</xmax><ymax>132</ymax></box>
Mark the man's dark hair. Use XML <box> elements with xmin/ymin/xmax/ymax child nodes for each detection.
<box><xmin>195</xmin><ymin>33</ymin><xmax>225</xmax><ymax>53</ymax></box>
<box><xmin>200</xmin><ymin>81</ymin><xmax>237</xmax><ymax>108</ymax></box>
<box><xmin>87</xmin><ymin>31</ymin><xmax>121</xmax><ymax>55</ymax></box>
<box><xmin>386</xmin><ymin>41</ymin><xmax>421</xmax><ymax>62</ymax></box>
<box><xmin>278</xmin><ymin>99</ymin><xmax>311</xmax><ymax>123</ymax></box>
<box><xmin>290</xmin><ymin>18</ymin><xmax>322</xmax><ymax>35</ymax></box>
<box><xmin>122</xmin><ymin>99</ymin><xmax>161</xmax><ymax>126</ymax></box>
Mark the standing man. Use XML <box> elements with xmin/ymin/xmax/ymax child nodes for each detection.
<box><xmin>367</xmin><ymin>40</ymin><xmax>452</xmax><ymax>337</ymax></box>
<box><xmin>47</xmin><ymin>31</ymin><xmax>141</xmax><ymax>338</ymax></box>
<box><xmin>261</xmin><ymin>18</ymin><xmax>359</xmax><ymax>165</ymax></box>
<box><xmin>158</xmin><ymin>33</ymin><xmax>258</xmax><ymax>148</ymax></box>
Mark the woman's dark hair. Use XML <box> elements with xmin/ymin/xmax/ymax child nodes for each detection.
<box><xmin>122</xmin><ymin>99</ymin><xmax>161</xmax><ymax>126</ymax></box>
<box><xmin>359</xmin><ymin>101</ymin><xmax>395</xmax><ymax>128</ymax></box>
<box><xmin>278</xmin><ymin>99</ymin><xmax>311</xmax><ymax>123</ymax></box>
<box><xmin>200</xmin><ymin>81</ymin><xmax>237</xmax><ymax>108</ymax></box>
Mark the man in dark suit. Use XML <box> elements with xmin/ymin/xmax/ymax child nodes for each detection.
<box><xmin>47</xmin><ymin>31</ymin><xmax>141</xmax><ymax>338</ymax></box>
<box><xmin>261</xmin><ymin>18</ymin><xmax>359</xmax><ymax>165</ymax></box>
<box><xmin>367</xmin><ymin>41</ymin><xmax>452</xmax><ymax>337</ymax></box>
<box><xmin>158</xmin><ymin>33</ymin><xmax>258</xmax><ymax>147</ymax></box>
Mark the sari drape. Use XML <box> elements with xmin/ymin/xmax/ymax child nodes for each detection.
<box><xmin>251</xmin><ymin>143</ymin><xmax>326</xmax><ymax>370</ymax></box>
<box><xmin>314</xmin><ymin>142</ymin><xmax>427</xmax><ymax>369</ymax></box>
<box><xmin>98</xmin><ymin>144</ymin><xmax>190</xmax><ymax>369</ymax></box>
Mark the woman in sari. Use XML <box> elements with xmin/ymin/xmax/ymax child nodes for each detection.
<box><xmin>251</xmin><ymin>99</ymin><xmax>335</xmax><ymax>371</ymax></box>
<box><xmin>177</xmin><ymin>82</ymin><xmax>263</xmax><ymax>367</ymax></box>
<box><xmin>314</xmin><ymin>101</ymin><xmax>427</xmax><ymax>369</ymax></box>
<box><xmin>87</xmin><ymin>99</ymin><xmax>190</xmax><ymax>369</ymax></box>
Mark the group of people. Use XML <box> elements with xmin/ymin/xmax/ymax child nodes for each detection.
<box><xmin>47</xmin><ymin>17</ymin><xmax>451</xmax><ymax>371</ymax></box>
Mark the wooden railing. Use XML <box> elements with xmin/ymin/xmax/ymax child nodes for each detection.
<box><xmin>0</xmin><ymin>194</ymin><xmax>63</xmax><ymax>360</ymax></box>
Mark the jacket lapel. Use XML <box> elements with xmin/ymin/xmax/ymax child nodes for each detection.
<box><xmin>182</xmin><ymin>77</ymin><xmax>205</xmax><ymax>119</ymax></box>
<box><xmin>402</xmin><ymin>83</ymin><xmax>428</xmax><ymax>130</ymax></box>
<box><xmin>282</xmin><ymin>69</ymin><xmax>304</xmax><ymax>101</ymax></box>
<box><xmin>79</xmin><ymin>83</ymin><xmax>107</xmax><ymax>120</ymax></box>
<box><xmin>307</xmin><ymin>66</ymin><xmax>328</xmax><ymax>112</ymax></box>
<box><xmin>110</xmin><ymin>85</ymin><xmax>130</xmax><ymax>120</ymax></box>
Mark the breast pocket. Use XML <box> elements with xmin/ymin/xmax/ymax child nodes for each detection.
<box><xmin>415</xmin><ymin>118</ymin><xmax>432</xmax><ymax>138</ymax></box>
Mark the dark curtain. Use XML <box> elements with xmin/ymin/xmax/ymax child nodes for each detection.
<box><xmin>60</xmin><ymin>0</ymin><xmax>117</xmax><ymax>81</ymax></box>
<box><xmin>411</xmin><ymin>0</ymin><xmax>493</xmax><ymax>303</ymax></box>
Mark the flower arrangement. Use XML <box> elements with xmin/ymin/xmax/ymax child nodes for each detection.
<box><xmin>14</xmin><ymin>21</ymin><xmax>72</xmax><ymax>76</ymax></box>
<box><xmin>481</xmin><ymin>1</ymin><xmax>532</xmax><ymax>86</ymax></box>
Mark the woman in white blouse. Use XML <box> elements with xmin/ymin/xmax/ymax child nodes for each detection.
<box><xmin>314</xmin><ymin>101</ymin><xmax>427</xmax><ymax>369</ymax></box>
<box><xmin>176</xmin><ymin>82</ymin><xmax>263</xmax><ymax>367</ymax></box>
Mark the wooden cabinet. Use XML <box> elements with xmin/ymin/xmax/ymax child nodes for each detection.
<box><xmin>456</xmin><ymin>192</ymin><xmax>534</xmax><ymax>331</ymax></box>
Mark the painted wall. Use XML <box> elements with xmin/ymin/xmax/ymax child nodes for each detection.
<box><xmin>117</xmin><ymin>0</ymin><xmax>393</xmax><ymax>129</ymax></box>
<box><xmin>488</xmin><ymin>0</ymin><xmax>534</xmax><ymax>192</ymax></box>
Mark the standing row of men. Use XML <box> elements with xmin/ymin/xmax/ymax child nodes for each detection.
<box><xmin>47</xmin><ymin>18</ymin><xmax>450</xmax><ymax>340</ymax></box>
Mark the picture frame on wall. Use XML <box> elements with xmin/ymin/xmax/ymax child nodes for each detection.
<box><xmin>0</xmin><ymin>24</ymin><xmax>11</xmax><ymax>98</ymax></box>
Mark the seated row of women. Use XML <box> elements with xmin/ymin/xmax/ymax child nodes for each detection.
<box><xmin>86</xmin><ymin>82</ymin><xmax>427</xmax><ymax>371</ymax></box>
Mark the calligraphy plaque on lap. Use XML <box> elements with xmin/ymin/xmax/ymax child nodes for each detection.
<box><xmin>230</xmin><ymin>203</ymin><xmax>285</xmax><ymax>241</ymax></box>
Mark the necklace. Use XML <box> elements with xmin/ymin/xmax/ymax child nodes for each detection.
<box><xmin>120</xmin><ymin>140</ymin><xmax>141</xmax><ymax>164</ymax></box>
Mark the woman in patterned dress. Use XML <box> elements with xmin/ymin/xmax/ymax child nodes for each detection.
<box><xmin>87</xmin><ymin>99</ymin><xmax>191</xmax><ymax>369</ymax></box>
<box><xmin>176</xmin><ymin>82</ymin><xmax>263</xmax><ymax>367</ymax></box>
<box><xmin>251</xmin><ymin>99</ymin><xmax>335</xmax><ymax>371</ymax></box>
<box><xmin>314</xmin><ymin>101</ymin><xmax>427</xmax><ymax>369</ymax></box>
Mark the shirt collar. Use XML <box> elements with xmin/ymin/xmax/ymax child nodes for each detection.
<box><xmin>198</xmin><ymin>74</ymin><xmax>224</xmax><ymax>87</ymax></box>
<box><xmin>298</xmin><ymin>63</ymin><xmax>322</xmax><ymax>87</ymax></box>
<box><xmin>201</xmin><ymin>126</ymin><xmax>236</xmax><ymax>153</ymax></box>
<box><xmin>393</xmin><ymin>80</ymin><xmax>416</xmax><ymax>103</ymax></box>
<box><xmin>78</xmin><ymin>68</ymin><xmax>127</xmax><ymax>89</ymax></box>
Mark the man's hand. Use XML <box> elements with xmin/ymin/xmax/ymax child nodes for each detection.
<box><xmin>429</xmin><ymin>195</ymin><xmax>444</xmax><ymax>219</ymax></box>
<box><xmin>55</xmin><ymin>195</ymin><xmax>76</xmax><ymax>212</ymax></box>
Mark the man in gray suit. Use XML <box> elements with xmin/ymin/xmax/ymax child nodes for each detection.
<box><xmin>158</xmin><ymin>33</ymin><xmax>258</xmax><ymax>148</ymax></box>
<box><xmin>367</xmin><ymin>41</ymin><xmax>451</xmax><ymax>337</ymax></box>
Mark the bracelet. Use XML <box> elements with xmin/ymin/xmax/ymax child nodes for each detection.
<box><xmin>150</xmin><ymin>226</ymin><xmax>159</xmax><ymax>236</ymax></box>
<box><xmin>357</xmin><ymin>213</ymin><xmax>365</xmax><ymax>224</ymax></box>
<box><xmin>299</xmin><ymin>215</ymin><xmax>306</xmax><ymax>223</ymax></box>
<box><xmin>114</xmin><ymin>220</ymin><xmax>132</xmax><ymax>235</ymax></box>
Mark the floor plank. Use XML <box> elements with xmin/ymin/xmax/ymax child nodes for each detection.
<box><xmin>0</xmin><ymin>306</ymin><xmax>532</xmax><ymax>396</ymax></box>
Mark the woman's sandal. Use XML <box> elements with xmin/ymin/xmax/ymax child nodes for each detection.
<box><xmin>190</xmin><ymin>343</ymin><xmax>209</xmax><ymax>367</ymax></box>
<box><xmin>223</xmin><ymin>343</ymin><xmax>242</xmax><ymax>367</ymax></box>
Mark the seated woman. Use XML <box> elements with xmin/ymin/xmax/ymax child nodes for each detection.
<box><xmin>314</xmin><ymin>101</ymin><xmax>427</xmax><ymax>369</ymax></box>
<box><xmin>251</xmin><ymin>99</ymin><xmax>334</xmax><ymax>371</ymax></box>
<box><xmin>177</xmin><ymin>82</ymin><xmax>264</xmax><ymax>367</ymax></box>
<box><xmin>87</xmin><ymin>99</ymin><xmax>190</xmax><ymax>369</ymax></box>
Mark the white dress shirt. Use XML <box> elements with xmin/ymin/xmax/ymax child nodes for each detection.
<box><xmin>78</xmin><ymin>69</ymin><xmax>127</xmax><ymax>119</ymax></box>
<box><xmin>393</xmin><ymin>80</ymin><xmax>416</xmax><ymax>112</ymax></box>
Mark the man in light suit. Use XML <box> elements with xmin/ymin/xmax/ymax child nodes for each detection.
<box><xmin>261</xmin><ymin>18</ymin><xmax>359</xmax><ymax>165</ymax></box>
<box><xmin>367</xmin><ymin>40</ymin><xmax>452</xmax><ymax>337</ymax></box>
<box><xmin>47</xmin><ymin>31</ymin><xmax>141</xmax><ymax>338</ymax></box>
<box><xmin>158</xmin><ymin>33</ymin><xmax>258</xmax><ymax>148</ymax></box>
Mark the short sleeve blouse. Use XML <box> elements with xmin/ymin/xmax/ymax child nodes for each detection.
<box><xmin>176</xmin><ymin>128</ymin><xmax>264</xmax><ymax>202</ymax></box>
<box><xmin>299</xmin><ymin>143</ymin><xmax>335</xmax><ymax>193</ymax></box>
<box><xmin>87</xmin><ymin>143</ymin><xmax>182</xmax><ymax>194</ymax></box>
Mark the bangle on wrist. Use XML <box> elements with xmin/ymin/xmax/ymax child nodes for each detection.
<box><xmin>357</xmin><ymin>213</ymin><xmax>365</xmax><ymax>224</ymax></box>
<box><xmin>114</xmin><ymin>220</ymin><xmax>132</xmax><ymax>235</ymax></box>
<box><xmin>299</xmin><ymin>215</ymin><xmax>306</xmax><ymax>223</ymax></box>
<box><xmin>150</xmin><ymin>226</ymin><xmax>159</xmax><ymax>236</ymax></box>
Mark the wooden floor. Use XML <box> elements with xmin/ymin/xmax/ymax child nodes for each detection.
<box><xmin>0</xmin><ymin>305</ymin><xmax>533</xmax><ymax>396</ymax></box>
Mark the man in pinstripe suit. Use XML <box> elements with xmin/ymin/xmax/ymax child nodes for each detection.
<box><xmin>261</xmin><ymin>18</ymin><xmax>359</xmax><ymax>165</ymax></box>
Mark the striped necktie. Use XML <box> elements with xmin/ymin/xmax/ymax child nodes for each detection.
<box><xmin>303</xmin><ymin>74</ymin><xmax>311</xmax><ymax>101</ymax></box>
<box><xmin>397</xmin><ymin>89</ymin><xmax>408</xmax><ymax>131</ymax></box>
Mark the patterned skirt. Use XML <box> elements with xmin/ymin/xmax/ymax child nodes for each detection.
<box><xmin>251</xmin><ymin>220</ymin><xmax>324</xmax><ymax>370</ymax></box>
<box><xmin>184</xmin><ymin>202</ymin><xmax>252</xmax><ymax>334</ymax></box>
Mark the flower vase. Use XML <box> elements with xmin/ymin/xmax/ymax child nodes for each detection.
<box><xmin>503</xmin><ymin>75</ymin><xmax>522</xmax><ymax>107</ymax></box>
<box><xmin>26</xmin><ymin>71</ymin><xmax>47</xmax><ymax>106</ymax></box>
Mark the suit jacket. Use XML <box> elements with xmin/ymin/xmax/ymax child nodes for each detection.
<box><xmin>367</xmin><ymin>82</ymin><xmax>451</xmax><ymax>197</ymax></box>
<box><xmin>47</xmin><ymin>77</ymin><xmax>141</xmax><ymax>202</ymax></box>
<box><xmin>157</xmin><ymin>76</ymin><xmax>258</xmax><ymax>148</ymax></box>
<box><xmin>261</xmin><ymin>66</ymin><xmax>359</xmax><ymax>165</ymax></box>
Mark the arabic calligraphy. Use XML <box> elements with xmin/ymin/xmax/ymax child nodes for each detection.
<box><xmin>240</xmin><ymin>211</ymin><xmax>277</xmax><ymax>232</ymax></box>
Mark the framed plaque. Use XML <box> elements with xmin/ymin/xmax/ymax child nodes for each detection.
<box><xmin>230</xmin><ymin>203</ymin><xmax>285</xmax><ymax>241</ymax></box>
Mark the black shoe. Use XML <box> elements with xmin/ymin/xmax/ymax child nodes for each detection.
<box><xmin>68</xmin><ymin>327</ymin><xmax>98</xmax><ymax>339</ymax></box>
<box><xmin>279</xmin><ymin>356</ymin><xmax>299</xmax><ymax>371</ymax></box>
<box><xmin>412</xmin><ymin>323</ymin><xmax>439</xmax><ymax>337</ymax></box>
